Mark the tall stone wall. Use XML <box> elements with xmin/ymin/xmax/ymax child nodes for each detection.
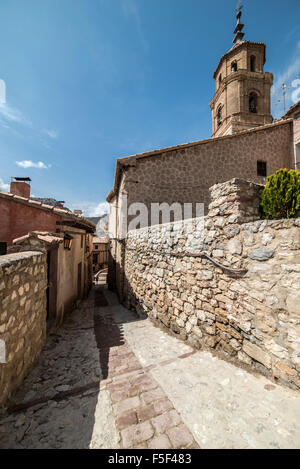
<box><xmin>0</xmin><ymin>252</ymin><xmax>47</xmax><ymax>406</ymax></box>
<box><xmin>122</xmin><ymin>179</ymin><xmax>300</xmax><ymax>390</ymax></box>
<box><xmin>119</xmin><ymin>120</ymin><xmax>292</xmax><ymax>223</ymax></box>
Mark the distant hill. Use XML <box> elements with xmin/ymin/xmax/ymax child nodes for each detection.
<box><xmin>30</xmin><ymin>197</ymin><xmax>71</xmax><ymax>212</ymax></box>
<box><xmin>86</xmin><ymin>217</ymin><xmax>101</xmax><ymax>225</ymax></box>
<box><xmin>86</xmin><ymin>213</ymin><xmax>109</xmax><ymax>237</ymax></box>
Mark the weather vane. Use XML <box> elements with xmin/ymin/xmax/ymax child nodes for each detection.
<box><xmin>236</xmin><ymin>0</ymin><xmax>243</xmax><ymax>15</ymax></box>
<box><xmin>233</xmin><ymin>0</ymin><xmax>245</xmax><ymax>44</ymax></box>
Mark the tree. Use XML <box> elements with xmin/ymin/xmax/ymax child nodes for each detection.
<box><xmin>260</xmin><ymin>169</ymin><xmax>300</xmax><ymax>219</ymax></box>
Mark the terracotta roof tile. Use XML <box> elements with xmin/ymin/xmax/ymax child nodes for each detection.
<box><xmin>0</xmin><ymin>191</ymin><xmax>95</xmax><ymax>230</ymax></box>
<box><xmin>13</xmin><ymin>231</ymin><xmax>63</xmax><ymax>246</ymax></box>
<box><xmin>280</xmin><ymin>100</ymin><xmax>300</xmax><ymax>119</ymax></box>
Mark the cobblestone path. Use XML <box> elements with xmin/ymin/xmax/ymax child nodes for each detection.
<box><xmin>0</xmin><ymin>286</ymin><xmax>300</xmax><ymax>449</ymax></box>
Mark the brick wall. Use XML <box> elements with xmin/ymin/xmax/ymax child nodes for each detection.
<box><xmin>0</xmin><ymin>197</ymin><xmax>60</xmax><ymax>246</ymax></box>
<box><xmin>0</xmin><ymin>252</ymin><xmax>47</xmax><ymax>406</ymax></box>
<box><xmin>121</xmin><ymin>179</ymin><xmax>300</xmax><ymax>391</ymax></box>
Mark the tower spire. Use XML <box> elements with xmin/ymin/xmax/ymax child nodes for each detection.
<box><xmin>233</xmin><ymin>0</ymin><xmax>245</xmax><ymax>44</ymax></box>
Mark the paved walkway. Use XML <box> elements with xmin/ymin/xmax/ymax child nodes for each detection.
<box><xmin>0</xmin><ymin>286</ymin><xmax>300</xmax><ymax>449</ymax></box>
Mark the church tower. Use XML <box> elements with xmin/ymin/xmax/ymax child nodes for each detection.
<box><xmin>210</xmin><ymin>2</ymin><xmax>273</xmax><ymax>137</ymax></box>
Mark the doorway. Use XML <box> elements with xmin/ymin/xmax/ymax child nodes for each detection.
<box><xmin>46</xmin><ymin>252</ymin><xmax>51</xmax><ymax>320</ymax></box>
<box><xmin>46</xmin><ymin>248</ymin><xmax>58</xmax><ymax>323</ymax></box>
<box><xmin>78</xmin><ymin>262</ymin><xmax>82</xmax><ymax>299</ymax></box>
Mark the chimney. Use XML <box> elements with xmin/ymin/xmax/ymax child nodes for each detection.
<box><xmin>10</xmin><ymin>177</ymin><xmax>31</xmax><ymax>198</ymax></box>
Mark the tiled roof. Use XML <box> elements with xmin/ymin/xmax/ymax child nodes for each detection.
<box><xmin>30</xmin><ymin>197</ymin><xmax>72</xmax><ymax>211</ymax></box>
<box><xmin>0</xmin><ymin>191</ymin><xmax>95</xmax><ymax>231</ymax></box>
<box><xmin>13</xmin><ymin>231</ymin><xmax>64</xmax><ymax>246</ymax></box>
<box><xmin>280</xmin><ymin>100</ymin><xmax>300</xmax><ymax>119</ymax></box>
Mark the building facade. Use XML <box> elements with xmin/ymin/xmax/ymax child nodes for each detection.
<box><xmin>92</xmin><ymin>236</ymin><xmax>109</xmax><ymax>280</ymax></box>
<box><xmin>106</xmin><ymin>9</ymin><xmax>299</xmax><ymax>298</ymax></box>
<box><xmin>0</xmin><ymin>179</ymin><xmax>95</xmax><ymax>325</ymax></box>
<box><xmin>210</xmin><ymin>41</ymin><xmax>273</xmax><ymax>137</ymax></box>
<box><xmin>281</xmin><ymin>101</ymin><xmax>300</xmax><ymax>171</ymax></box>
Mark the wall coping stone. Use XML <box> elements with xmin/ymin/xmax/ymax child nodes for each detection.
<box><xmin>0</xmin><ymin>251</ymin><xmax>43</xmax><ymax>270</ymax></box>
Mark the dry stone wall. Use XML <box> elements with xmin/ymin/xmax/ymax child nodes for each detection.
<box><xmin>122</xmin><ymin>179</ymin><xmax>300</xmax><ymax>390</ymax></box>
<box><xmin>0</xmin><ymin>252</ymin><xmax>47</xmax><ymax>406</ymax></box>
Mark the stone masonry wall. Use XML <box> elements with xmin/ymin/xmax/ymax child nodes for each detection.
<box><xmin>120</xmin><ymin>120</ymin><xmax>292</xmax><ymax>223</ymax></box>
<box><xmin>122</xmin><ymin>179</ymin><xmax>300</xmax><ymax>390</ymax></box>
<box><xmin>0</xmin><ymin>252</ymin><xmax>47</xmax><ymax>406</ymax></box>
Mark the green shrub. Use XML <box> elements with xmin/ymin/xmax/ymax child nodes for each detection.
<box><xmin>260</xmin><ymin>169</ymin><xmax>300</xmax><ymax>219</ymax></box>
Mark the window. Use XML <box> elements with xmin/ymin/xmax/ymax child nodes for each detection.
<box><xmin>249</xmin><ymin>93</ymin><xmax>258</xmax><ymax>113</ymax></box>
<box><xmin>257</xmin><ymin>161</ymin><xmax>267</xmax><ymax>177</ymax></box>
<box><xmin>296</xmin><ymin>144</ymin><xmax>300</xmax><ymax>170</ymax></box>
<box><xmin>250</xmin><ymin>55</ymin><xmax>256</xmax><ymax>72</ymax></box>
<box><xmin>63</xmin><ymin>234</ymin><xmax>73</xmax><ymax>250</ymax></box>
<box><xmin>219</xmin><ymin>74</ymin><xmax>222</xmax><ymax>86</ymax></box>
<box><xmin>81</xmin><ymin>234</ymin><xmax>83</xmax><ymax>248</ymax></box>
<box><xmin>93</xmin><ymin>254</ymin><xmax>98</xmax><ymax>264</ymax></box>
<box><xmin>231</xmin><ymin>61</ymin><xmax>237</xmax><ymax>73</ymax></box>
<box><xmin>0</xmin><ymin>242</ymin><xmax>7</xmax><ymax>256</ymax></box>
<box><xmin>217</xmin><ymin>106</ymin><xmax>222</xmax><ymax>126</ymax></box>
<box><xmin>95</xmin><ymin>245</ymin><xmax>98</xmax><ymax>250</ymax></box>
<box><xmin>295</xmin><ymin>112</ymin><xmax>300</xmax><ymax>121</ymax></box>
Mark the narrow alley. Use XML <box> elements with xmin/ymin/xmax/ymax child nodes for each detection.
<box><xmin>0</xmin><ymin>285</ymin><xmax>300</xmax><ymax>449</ymax></box>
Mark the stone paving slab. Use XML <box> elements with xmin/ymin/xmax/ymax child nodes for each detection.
<box><xmin>91</xmin><ymin>288</ymin><xmax>199</xmax><ymax>449</ymax></box>
<box><xmin>104</xmin><ymin>289</ymin><xmax>300</xmax><ymax>450</ymax></box>
<box><xmin>0</xmin><ymin>287</ymin><xmax>199</xmax><ymax>449</ymax></box>
<box><xmin>1</xmin><ymin>286</ymin><xmax>300</xmax><ymax>449</ymax></box>
<box><xmin>0</xmin><ymin>294</ymin><xmax>103</xmax><ymax>449</ymax></box>
<box><xmin>151</xmin><ymin>353</ymin><xmax>300</xmax><ymax>449</ymax></box>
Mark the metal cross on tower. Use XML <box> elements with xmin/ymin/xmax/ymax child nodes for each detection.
<box><xmin>233</xmin><ymin>0</ymin><xmax>245</xmax><ymax>44</ymax></box>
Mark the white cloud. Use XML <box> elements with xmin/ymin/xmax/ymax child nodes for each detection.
<box><xmin>0</xmin><ymin>119</ymin><xmax>10</xmax><ymax>129</ymax></box>
<box><xmin>88</xmin><ymin>202</ymin><xmax>109</xmax><ymax>217</ymax></box>
<box><xmin>0</xmin><ymin>178</ymin><xmax>9</xmax><ymax>192</ymax></box>
<box><xmin>273</xmin><ymin>57</ymin><xmax>300</xmax><ymax>96</ymax></box>
<box><xmin>0</xmin><ymin>102</ymin><xmax>57</xmax><ymax>143</ymax></box>
<box><xmin>0</xmin><ymin>102</ymin><xmax>31</xmax><ymax>127</ymax></box>
<box><xmin>69</xmin><ymin>201</ymin><xmax>109</xmax><ymax>217</ymax></box>
<box><xmin>0</xmin><ymin>102</ymin><xmax>58</xmax><ymax>149</ymax></box>
<box><xmin>272</xmin><ymin>41</ymin><xmax>300</xmax><ymax>117</ymax></box>
<box><xmin>16</xmin><ymin>160</ymin><xmax>51</xmax><ymax>169</ymax></box>
<box><xmin>43</xmin><ymin>129</ymin><xmax>58</xmax><ymax>139</ymax></box>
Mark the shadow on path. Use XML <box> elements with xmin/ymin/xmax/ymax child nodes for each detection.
<box><xmin>0</xmin><ymin>285</ymin><xmax>144</xmax><ymax>449</ymax></box>
<box><xmin>93</xmin><ymin>286</ymin><xmax>125</xmax><ymax>380</ymax></box>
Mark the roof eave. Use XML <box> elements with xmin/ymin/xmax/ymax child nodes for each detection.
<box><xmin>0</xmin><ymin>191</ymin><xmax>95</xmax><ymax>232</ymax></box>
<box><xmin>106</xmin><ymin>118</ymin><xmax>293</xmax><ymax>203</ymax></box>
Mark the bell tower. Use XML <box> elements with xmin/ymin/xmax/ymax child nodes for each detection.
<box><xmin>210</xmin><ymin>1</ymin><xmax>273</xmax><ymax>137</ymax></box>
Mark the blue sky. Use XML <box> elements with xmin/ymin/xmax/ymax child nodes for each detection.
<box><xmin>0</xmin><ymin>0</ymin><xmax>300</xmax><ymax>216</ymax></box>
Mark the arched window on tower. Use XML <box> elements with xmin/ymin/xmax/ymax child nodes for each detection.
<box><xmin>250</xmin><ymin>55</ymin><xmax>256</xmax><ymax>72</ymax></box>
<box><xmin>249</xmin><ymin>93</ymin><xmax>258</xmax><ymax>113</ymax></box>
<box><xmin>231</xmin><ymin>61</ymin><xmax>238</xmax><ymax>73</ymax></box>
<box><xmin>219</xmin><ymin>74</ymin><xmax>222</xmax><ymax>87</ymax></box>
<box><xmin>217</xmin><ymin>106</ymin><xmax>223</xmax><ymax>126</ymax></box>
